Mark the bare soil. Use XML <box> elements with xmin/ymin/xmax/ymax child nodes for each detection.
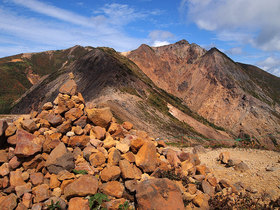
<box><xmin>182</xmin><ymin>147</ymin><xmax>280</xmax><ymax>200</ymax></box>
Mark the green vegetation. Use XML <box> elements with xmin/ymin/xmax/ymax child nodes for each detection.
<box><xmin>47</xmin><ymin>200</ymin><xmax>61</xmax><ymax>210</ymax></box>
<box><xmin>87</xmin><ymin>193</ymin><xmax>109</xmax><ymax>210</ymax></box>
<box><xmin>118</xmin><ymin>201</ymin><xmax>130</xmax><ymax>210</ymax></box>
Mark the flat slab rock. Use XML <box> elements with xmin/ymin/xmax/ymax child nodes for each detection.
<box><xmin>135</xmin><ymin>178</ymin><xmax>185</xmax><ymax>210</ymax></box>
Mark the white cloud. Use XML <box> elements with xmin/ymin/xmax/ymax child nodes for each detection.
<box><xmin>149</xmin><ymin>30</ymin><xmax>174</xmax><ymax>41</ymax></box>
<box><xmin>153</xmin><ymin>41</ymin><xmax>170</xmax><ymax>47</ymax></box>
<box><xmin>181</xmin><ymin>0</ymin><xmax>280</xmax><ymax>51</ymax></box>
<box><xmin>257</xmin><ymin>56</ymin><xmax>280</xmax><ymax>77</ymax></box>
<box><xmin>225</xmin><ymin>47</ymin><xmax>243</xmax><ymax>55</ymax></box>
<box><xmin>0</xmin><ymin>0</ymin><xmax>163</xmax><ymax>57</ymax></box>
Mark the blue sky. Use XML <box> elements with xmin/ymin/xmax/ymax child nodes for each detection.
<box><xmin>0</xmin><ymin>0</ymin><xmax>280</xmax><ymax>77</ymax></box>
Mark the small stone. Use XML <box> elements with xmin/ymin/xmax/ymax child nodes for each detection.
<box><xmin>116</xmin><ymin>142</ymin><xmax>130</xmax><ymax>154</ymax></box>
<box><xmin>30</xmin><ymin>173</ymin><xmax>44</xmax><ymax>186</ymax></box>
<box><xmin>202</xmin><ymin>180</ymin><xmax>214</xmax><ymax>196</ymax></box>
<box><xmin>0</xmin><ymin>193</ymin><xmax>17</xmax><ymax>210</ymax></box>
<box><xmin>89</xmin><ymin>152</ymin><xmax>106</xmax><ymax>167</ymax></box>
<box><xmin>100</xmin><ymin>165</ymin><xmax>121</xmax><ymax>182</ymax></box>
<box><xmin>219</xmin><ymin>152</ymin><xmax>230</xmax><ymax>164</ymax></box>
<box><xmin>68</xmin><ymin>197</ymin><xmax>90</xmax><ymax>210</ymax></box>
<box><xmin>51</xmin><ymin>187</ymin><xmax>62</xmax><ymax>197</ymax></box>
<box><xmin>42</xmin><ymin>102</ymin><xmax>53</xmax><ymax>110</ymax></box>
<box><xmin>85</xmin><ymin>107</ymin><xmax>113</xmax><ymax>128</ymax></box>
<box><xmin>234</xmin><ymin>162</ymin><xmax>249</xmax><ymax>172</ymax></box>
<box><xmin>32</xmin><ymin>184</ymin><xmax>50</xmax><ymax>203</ymax></box>
<box><xmin>166</xmin><ymin>149</ymin><xmax>181</xmax><ymax>168</ymax></box>
<box><xmin>64</xmin><ymin>175</ymin><xmax>98</xmax><ymax>198</ymax></box>
<box><xmin>121</xmin><ymin>152</ymin><xmax>135</xmax><ymax>163</ymax></box>
<box><xmin>73</xmin><ymin>126</ymin><xmax>84</xmax><ymax>135</ymax></box>
<box><xmin>119</xmin><ymin>159</ymin><xmax>136</xmax><ymax>179</ymax></box>
<box><xmin>0</xmin><ymin>163</ymin><xmax>10</xmax><ymax>176</ymax></box>
<box><xmin>10</xmin><ymin>170</ymin><xmax>26</xmax><ymax>187</ymax></box>
<box><xmin>0</xmin><ymin>120</ymin><xmax>8</xmax><ymax>136</ymax></box>
<box><xmin>192</xmin><ymin>145</ymin><xmax>206</xmax><ymax>154</ymax></box>
<box><xmin>15</xmin><ymin>182</ymin><xmax>32</xmax><ymax>197</ymax></box>
<box><xmin>49</xmin><ymin>174</ymin><xmax>61</xmax><ymax>189</ymax></box>
<box><xmin>21</xmin><ymin>119</ymin><xmax>38</xmax><ymax>132</ymax></box>
<box><xmin>108</xmin><ymin>148</ymin><xmax>121</xmax><ymax>165</ymax></box>
<box><xmin>45</xmin><ymin>197</ymin><xmax>67</xmax><ymax>210</ymax></box>
<box><xmin>92</xmin><ymin>126</ymin><xmax>106</xmax><ymax>140</ymax></box>
<box><xmin>5</xmin><ymin>124</ymin><xmax>17</xmax><ymax>137</ymax></box>
<box><xmin>101</xmin><ymin>181</ymin><xmax>124</xmax><ymax>198</ymax></box>
<box><xmin>46</xmin><ymin>113</ymin><xmax>63</xmax><ymax>127</ymax></box>
<box><xmin>65</xmin><ymin>108</ymin><xmax>83</xmax><ymax>122</ymax></box>
<box><xmin>57</xmin><ymin>170</ymin><xmax>75</xmax><ymax>181</ymax></box>
<box><xmin>135</xmin><ymin>142</ymin><xmax>157</xmax><ymax>173</ymax></box>
<box><xmin>103</xmin><ymin>134</ymin><xmax>116</xmax><ymax>149</ymax></box>
<box><xmin>22</xmin><ymin>193</ymin><xmax>32</xmax><ymax>208</ymax></box>
<box><xmin>122</xmin><ymin>121</ymin><xmax>133</xmax><ymax>130</ymax></box>
<box><xmin>193</xmin><ymin>193</ymin><xmax>209</xmax><ymax>208</ymax></box>
<box><xmin>8</xmin><ymin>156</ymin><xmax>21</xmax><ymax>169</ymax></box>
<box><xmin>187</xmin><ymin>184</ymin><xmax>197</xmax><ymax>195</ymax></box>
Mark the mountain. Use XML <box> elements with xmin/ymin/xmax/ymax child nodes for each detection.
<box><xmin>0</xmin><ymin>46</ymin><xmax>92</xmax><ymax>113</ymax></box>
<box><xmin>9</xmin><ymin>46</ymin><xmax>232</xmax><ymax>145</ymax></box>
<box><xmin>125</xmin><ymin>40</ymin><xmax>280</xmax><ymax>148</ymax></box>
<box><xmin>1</xmin><ymin>40</ymin><xmax>279</xmax><ymax>149</ymax></box>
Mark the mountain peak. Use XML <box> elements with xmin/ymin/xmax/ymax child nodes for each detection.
<box><xmin>175</xmin><ymin>39</ymin><xmax>189</xmax><ymax>45</ymax></box>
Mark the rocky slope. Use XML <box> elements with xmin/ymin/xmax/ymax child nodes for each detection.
<box><xmin>10</xmin><ymin>47</ymin><xmax>231</xmax><ymax>145</ymax></box>
<box><xmin>1</xmin><ymin>81</ymin><xmax>278</xmax><ymax>209</ymax></box>
<box><xmin>126</xmin><ymin>40</ymin><xmax>280</xmax><ymax>149</ymax></box>
<box><xmin>0</xmin><ymin>46</ymin><xmax>92</xmax><ymax>113</ymax></box>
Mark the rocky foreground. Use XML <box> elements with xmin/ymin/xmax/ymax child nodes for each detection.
<box><xmin>0</xmin><ymin>79</ymin><xmax>279</xmax><ymax>209</ymax></box>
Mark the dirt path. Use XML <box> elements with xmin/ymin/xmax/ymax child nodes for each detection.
<box><xmin>180</xmin><ymin>147</ymin><xmax>280</xmax><ymax>200</ymax></box>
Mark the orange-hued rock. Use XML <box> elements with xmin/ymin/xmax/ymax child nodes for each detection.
<box><xmin>68</xmin><ymin>197</ymin><xmax>90</xmax><ymax>210</ymax></box>
<box><xmin>92</xmin><ymin>126</ymin><xmax>106</xmax><ymax>140</ymax></box>
<box><xmin>121</xmin><ymin>152</ymin><xmax>135</xmax><ymax>163</ymax></box>
<box><xmin>30</xmin><ymin>172</ymin><xmax>44</xmax><ymax>186</ymax></box>
<box><xmin>85</xmin><ymin>107</ymin><xmax>113</xmax><ymax>128</ymax></box>
<box><xmin>0</xmin><ymin>193</ymin><xmax>17</xmax><ymax>210</ymax></box>
<box><xmin>59</xmin><ymin>79</ymin><xmax>77</xmax><ymax>96</ymax></box>
<box><xmin>65</xmin><ymin>108</ymin><xmax>83</xmax><ymax>122</ymax></box>
<box><xmin>119</xmin><ymin>159</ymin><xmax>136</xmax><ymax>179</ymax></box>
<box><xmin>14</xmin><ymin>130</ymin><xmax>43</xmax><ymax>157</ymax></box>
<box><xmin>89</xmin><ymin>152</ymin><xmax>106</xmax><ymax>167</ymax></box>
<box><xmin>166</xmin><ymin>149</ymin><xmax>181</xmax><ymax>168</ymax></box>
<box><xmin>32</xmin><ymin>184</ymin><xmax>50</xmax><ymax>203</ymax></box>
<box><xmin>193</xmin><ymin>193</ymin><xmax>210</xmax><ymax>208</ymax></box>
<box><xmin>130</xmin><ymin>138</ymin><xmax>146</xmax><ymax>153</ymax></box>
<box><xmin>21</xmin><ymin>119</ymin><xmax>38</xmax><ymax>133</ymax></box>
<box><xmin>64</xmin><ymin>175</ymin><xmax>98</xmax><ymax>198</ymax></box>
<box><xmin>10</xmin><ymin>170</ymin><xmax>26</xmax><ymax>187</ymax></box>
<box><xmin>219</xmin><ymin>152</ymin><xmax>230</xmax><ymax>164</ymax></box>
<box><xmin>135</xmin><ymin>142</ymin><xmax>157</xmax><ymax>172</ymax></box>
<box><xmin>49</xmin><ymin>174</ymin><xmax>61</xmax><ymax>189</ymax></box>
<box><xmin>122</xmin><ymin>121</ymin><xmax>133</xmax><ymax>131</ymax></box>
<box><xmin>100</xmin><ymin>165</ymin><xmax>121</xmax><ymax>182</ymax></box>
<box><xmin>0</xmin><ymin>163</ymin><xmax>10</xmax><ymax>176</ymax></box>
<box><xmin>101</xmin><ymin>181</ymin><xmax>124</xmax><ymax>198</ymax></box>
<box><xmin>68</xmin><ymin>135</ymin><xmax>90</xmax><ymax>147</ymax></box>
<box><xmin>108</xmin><ymin>148</ymin><xmax>121</xmax><ymax>166</ymax></box>
<box><xmin>5</xmin><ymin>124</ymin><xmax>17</xmax><ymax>137</ymax></box>
<box><xmin>135</xmin><ymin>178</ymin><xmax>184</xmax><ymax>210</ymax></box>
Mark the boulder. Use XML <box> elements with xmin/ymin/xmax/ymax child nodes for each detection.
<box><xmin>234</xmin><ymin>161</ymin><xmax>249</xmax><ymax>172</ymax></box>
<box><xmin>119</xmin><ymin>159</ymin><xmax>137</xmax><ymax>179</ymax></box>
<box><xmin>46</xmin><ymin>113</ymin><xmax>63</xmax><ymax>127</ymax></box>
<box><xmin>108</xmin><ymin>148</ymin><xmax>121</xmax><ymax>165</ymax></box>
<box><xmin>135</xmin><ymin>178</ymin><xmax>185</xmax><ymax>210</ymax></box>
<box><xmin>135</xmin><ymin>142</ymin><xmax>157</xmax><ymax>172</ymax></box>
<box><xmin>59</xmin><ymin>79</ymin><xmax>77</xmax><ymax>96</ymax></box>
<box><xmin>14</xmin><ymin>130</ymin><xmax>43</xmax><ymax>157</ymax></box>
<box><xmin>85</xmin><ymin>107</ymin><xmax>113</xmax><ymax>128</ymax></box>
<box><xmin>64</xmin><ymin>175</ymin><xmax>98</xmax><ymax>198</ymax></box>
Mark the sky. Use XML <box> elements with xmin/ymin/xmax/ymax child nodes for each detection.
<box><xmin>0</xmin><ymin>0</ymin><xmax>280</xmax><ymax>77</ymax></box>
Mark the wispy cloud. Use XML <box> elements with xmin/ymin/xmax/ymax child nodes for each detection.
<box><xmin>257</xmin><ymin>56</ymin><xmax>280</xmax><ymax>77</ymax></box>
<box><xmin>0</xmin><ymin>0</ymin><xmax>162</xmax><ymax>57</ymax></box>
<box><xmin>180</xmin><ymin>0</ymin><xmax>280</xmax><ymax>51</ymax></box>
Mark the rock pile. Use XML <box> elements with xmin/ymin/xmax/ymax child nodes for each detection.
<box><xmin>0</xmin><ymin>79</ymin><xmax>241</xmax><ymax>210</ymax></box>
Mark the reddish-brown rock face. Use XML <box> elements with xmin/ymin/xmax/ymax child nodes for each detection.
<box><xmin>126</xmin><ymin>41</ymin><xmax>280</xmax><ymax>148</ymax></box>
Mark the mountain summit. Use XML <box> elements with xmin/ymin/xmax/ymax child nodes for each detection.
<box><xmin>125</xmin><ymin>40</ymin><xmax>280</xmax><ymax>148</ymax></box>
